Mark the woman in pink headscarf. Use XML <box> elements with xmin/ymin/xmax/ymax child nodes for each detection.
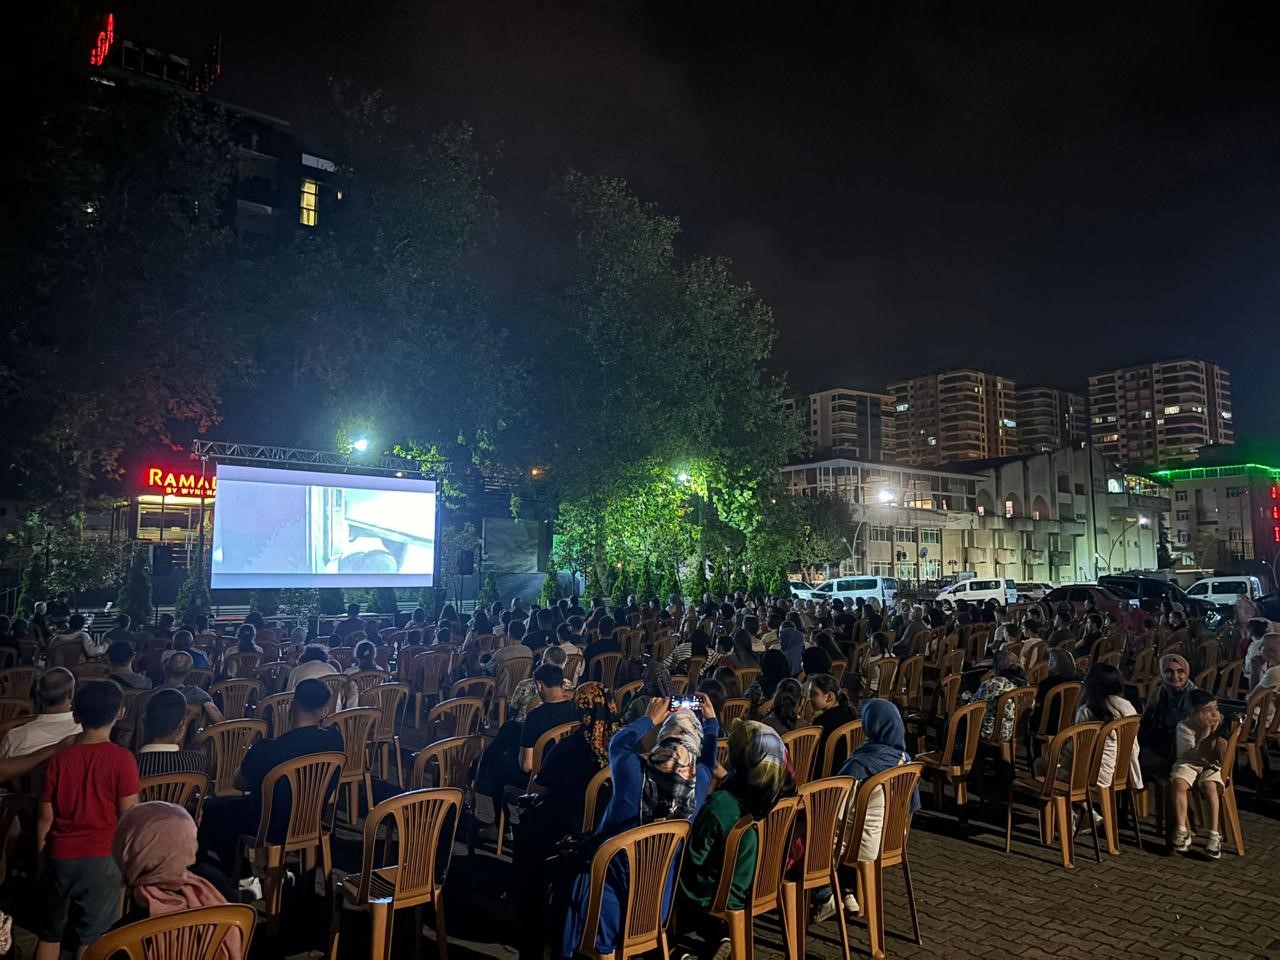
<box><xmin>111</xmin><ymin>802</ymin><xmax>243</xmax><ymax>960</ymax></box>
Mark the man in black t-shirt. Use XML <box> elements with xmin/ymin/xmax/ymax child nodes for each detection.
<box><xmin>522</xmin><ymin>609</ymin><xmax>556</xmax><ymax>654</ymax></box>
<box><xmin>519</xmin><ymin>664</ymin><xmax>576</xmax><ymax>774</ymax></box>
<box><xmin>832</xmin><ymin>599</ymin><xmax>856</xmax><ymax>646</ymax></box>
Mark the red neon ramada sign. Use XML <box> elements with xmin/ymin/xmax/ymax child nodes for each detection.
<box><xmin>143</xmin><ymin>466</ymin><xmax>217</xmax><ymax>498</ymax></box>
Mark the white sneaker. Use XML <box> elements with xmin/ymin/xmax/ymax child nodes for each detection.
<box><xmin>811</xmin><ymin>895</ymin><xmax>837</xmax><ymax>923</ymax></box>
<box><xmin>1205</xmin><ymin>831</ymin><xmax>1222</xmax><ymax>859</ymax></box>
<box><xmin>1172</xmin><ymin>828</ymin><xmax>1191</xmax><ymax>853</ymax></box>
<box><xmin>237</xmin><ymin>876</ymin><xmax>262</xmax><ymax>901</ymax></box>
<box><xmin>843</xmin><ymin>892</ymin><xmax>860</xmax><ymax>915</ymax></box>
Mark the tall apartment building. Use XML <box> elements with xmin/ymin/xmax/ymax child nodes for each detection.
<box><xmin>1088</xmin><ymin>360</ymin><xmax>1233</xmax><ymax>467</ymax></box>
<box><xmin>806</xmin><ymin>389</ymin><xmax>894</xmax><ymax>461</ymax></box>
<box><xmin>1017</xmin><ymin>387</ymin><xmax>1088</xmax><ymax>453</ymax></box>
<box><xmin>888</xmin><ymin>370</ymin><xmax>1018</xmax><ymax>465</ymax></box>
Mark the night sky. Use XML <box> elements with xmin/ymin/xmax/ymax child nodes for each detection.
<box><xmin>135</xmin><ymin>1</ymin><xmax>1280</xmax><ymax>440</ymax></box>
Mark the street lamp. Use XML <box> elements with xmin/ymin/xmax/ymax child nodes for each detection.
<box><xmin>1105</xmin><ymin>515</ymin><xmax>1148</xmax><ymax>573</ymax></box>
<box><xmin>877</xmin><ymin>488</ymin><xmax>895</xmax><ymax>504</ymax></box>
<box><xmin>351</xmin><ymin>437</ymin><xmax>370</xmax><ymax>453</ymax></box>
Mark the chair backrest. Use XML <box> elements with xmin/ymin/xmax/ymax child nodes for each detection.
<box><xmin>448</xmin><ymin>675</ymin><xmax>495</xmax><ymax>704</ymax></box>
<box><xmin>72</xmin><ymin>662</ymin><xmax>112</xmax><ymax>682</ymax></box>
<box><xmin>736</xmin><ymin>665</ymin><xmax>761</xmax><ymax>689</ymax></box>
<box><xmin>797</xmin><ymin>776</ymin><xmax>855</xmax><ymax>887</ymax></box>
<box><xmin>749</xmin><ymin>795</ymin><xmax>802</xmax><ymax>913</ymax></box>
<box><xmin>256</xmin><ymin>691</ymin><xmax>295</xmax><ymax>737</ymax></box>
<box><xmin>720</xmin><ymin>698</ymin><xmax>751</xmax><ymax>730</ymax></box>
<box><xmin>359</xmin><ymin>682</ymin><xmax>409</xmax><ymax>741</ymax></box>
<box><xmin>194</xmin><ymin>719</ymin><xmax>268</xmax><ymax>796</ymax></box>
<box><xmin>348</xmin><ymin>670</ymin><xmax>391</xmax><ymax>697</ymax></box>
<box><xmin>139</xmin><ymin>772</ymin><xmax>209</xmax><ymax>820</ymax></box>
<box><xmin>577</xmin><ymin>820</ymin><xmax>691</xmax><ymax>959</ymax></box>
<box><xmin>941</xmin><ymin>649</ymin><xmax>965</xmax><ymax>678</ymax></box>
<box><xmin>1216</xmin><ymin>658</ymin><xmax>1244</xmax><ymax>699</ymax></box>
<box><xmin>529</xmin><ymin>721</ymin><xmax>578</xmax><ymax>778</ymax></box>
<box><xmin>210</xmin><ymin>678</ymin><xmax>261</xmax><ymax>721</ymax></box>
<box><xmin>1090</xmin><ymin>714</ymin><xmax>1140</xmax><ymax>791</ymax></box>
<box><xmin>426</xmin><ymin>696</ymin><xmax>485</xmax><ymax>739</ymax></box>
<box><xmin>410</xmin><ymin>651</ymin><xmax>453</xmax><ymax>701</ymax></box>
<box><xmin>895</xmin><ymin>655</ymin><xmax>924</xmax><ymax>706</ymax></box>
<box><xmin>317</xmin><ymin>674</ymin><xmax>349</xmax><ymax>709</ymax></box>
<box><xmin>0</xmin><ymin>666</ymin><xmax>40</xmax><ymax>699</ymax></box>
<box><xmin>830</xmin><ymin>658</ymin><xmax>848</xmax><ymax>683</ymax></box>
<box><xmin>935</xmin><ymin>673</ymin><xmax>962</xmax><ymax>718</ymax></box>
<box><xmin>1025</xmin><ymin>661</ymin><xmax>1049</xmax><ymax>685</ymax></box>
<box><xmin>843</xmin><ymin>761</ymin><xmax>923</xmax><ymax>865</ymax></box>
<box><xmin>255</xmin><ymin>661</ymin><xmax>292</xmax><ymax>694</ymax></box>
<box><xmin>589</xmin><ymin>652</ymin><xmax>624</xmax><ymax>688</ymax></box>
<box><xmin>781</xmin><ymin>725</ymin><xmax>823</xmax><ymax>785</ymax></box>
<box><xmin>868</xmin><ymin>657</ymin><xmax>898</xmax><ymax>695</ymax></box>
<box><xmin>821</xmin><ymin>719</ymin><xmax>865</xmax><ymax>778</ymax></box>
<box><xmin>224</xmin><ymin>651</ymin><xmax>262</xmax><ymax>678</ymax></box>
<box><xmin>985</xmin><ymin>684</ymin><xmax>1036</xmax><ymax>746</ymax></box>
<box><xmin>411</xmin><ymin>735</ymin><xmax>483</xmax><ymax>790</ymax></box>
<box><xmin>354</xmin><ymin>788</ymin><xmax>462</xmax><ymax>907</ymax></box>
<box><xmin>687</xmin><ymin>655</ymin><xmax>706</xmax><ymax>689</ymax></box>
<box><xmin>1036</xmin><ymin>681</ymin><xmax>1083</xmax><ymax>738</ymax></box>
<box><xmin>494</xmin><ymin>656</ymin><xmax>532</xmax><ymax>700</ymax></box>
<box><xmin>1243</xmin><ymin>687</ymin><xmax>1280</xmax><ymax>745</ymax></box>
<box><xmin>0</xmin><ymin>698</ymin><xmax>33</xmax><ymax>722</ymax></box>
<box><xmin>581</xmin><ymin>766</ymin><xmax>613</xmax><ymax>833</ymax></box>
<box><xmin>1219</xmin><ymin>715</ymin><xmax>1245</xmax><ymax>790</ymax></box>
<box><xmin>1039</xmin><ymin>722</ymin><xmax>1102</xmax><ymax>799</ymax></box>
<box><xmin>941</xmin><ymin>700</ymin><xmax>988</xmax><ymax>771</ymax></box>
<box><xmin>83</xmin><ymin>903</ymin><xmax>257</xmax><ymax>960</ymax></box>
<box><xmin>615</xmin><ymin>680</ymin><xmax>644</xmax><ymax>713</ymax></box>
<box><xmin>323</xmin><ymin>707</ymin><xmax>380</xmax><ymax>780</ymax></box>
<box><xmin>255</xmin><ymin>751</ymin><xmax>345</xmax><ymax>849</ymax></box>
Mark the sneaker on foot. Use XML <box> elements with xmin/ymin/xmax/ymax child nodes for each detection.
<box><xmin>1205</xmin><ymin>831</ymin><xmax>1222</xmax><ymax>859</ymax></box>
<box><xmin>710</xmin><ymin>939</ymin><xmax>733</xmax><ymax>960</ymax></box>
<box><xmin>811</xmin><ymin>895</ymin><xmax>837</xmax><ymax>924</ymax></box>
<box><xmin>1172</xmin><ymin>828</ymin><xmax>1192</xmax><ymax>853</ymax></box>
<box><xmin>842</xmin><ymin>892</ymin><xmax>860</xmax><ymax>915</ymax></box>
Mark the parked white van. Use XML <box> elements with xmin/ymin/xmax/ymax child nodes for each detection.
<box><xmin>934</xmin><ymin>577</ymin><xmax>1019</xmax><ymax>606</ymax></box>
<box><xmin>804</xmin><ymin>576</ymin><xmax>899</xmax><ymax>607</ymax></box>
<box><xmin>1185</xmin><ymin>576</ymin><xmax>1263</xmax><ymax>607</ymax></box>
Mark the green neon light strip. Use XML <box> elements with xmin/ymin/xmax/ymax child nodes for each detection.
<box><xmin>1150</xmin><ymin>463</ymin><xmax>1280</xmax><ymax>480</ymax></box>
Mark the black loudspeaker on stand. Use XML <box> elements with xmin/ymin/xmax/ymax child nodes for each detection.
<box><xmin>457</xmin><ymin>550</ymin><xmax>475</xmax><ymax>576</ymax></box>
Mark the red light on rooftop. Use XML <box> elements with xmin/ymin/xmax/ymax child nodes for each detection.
<box><xmin>90</xmin><ymin>13</ymin><xmax>115</xmax><ymax>66</ymax></box>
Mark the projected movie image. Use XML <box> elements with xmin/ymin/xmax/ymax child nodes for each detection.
<box><xmin>211</xmin><ymin>465</ymin><xmax>437</xmax><ymax>588</ymax></box>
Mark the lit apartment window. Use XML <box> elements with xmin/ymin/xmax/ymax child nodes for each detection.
<box><xmin>1143</xmin><ymin>410</ymin><xmax>1152</xmax><ymax>419</ymax></box>
<box><xmin>1163</xmin><ymin>404</ymin><xmax>1180</xmax><ymax>415</ymax></box>
<box><xmin>895</xmin><ymin>402</ymin><xmax>909</xmax><ymax>412</ymax></box>
<box><xmin>299</xmin><ymin>178</ymin><xmax>318</xmax><ymax>226</ymax></box>
<box><xmin>927</xmin><ymin>437</ymin><xmax>937</xmax><ymax>446</ymax></box>
<box><xmin>1005</xmin><ymin>500</ymin><xmax>1015</xmax><ymax>518</ymax></box>
<box><xmin>1222</xmin><ymin>410</ymin><xmax>1233</xmax><ymax>420</ymax></box>
<box><xmin>1191</xmin><ymin>404</ymin><xmax>1204</xmax><ymax>413</ymax></box>
<box><xmin>1001</xmin><ymin>418</ymin><xmax>1017</xmax><ymax>428</ymax></box>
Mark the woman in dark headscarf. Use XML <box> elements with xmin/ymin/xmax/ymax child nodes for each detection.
<box><xmin>623</xmin><ymin>661</ymin><xmax>676</xmax><ymax>723</ymax></box>
<box><xmin>1139</xmin><ymin>653</ymin><xmax>1197</xmax><ymax>777</ymax></box>
<box><xmin>745</xmin><ymin>648</ymin><xmax>792</xmax><ymax>718</ymax></box>
<box><xmin>801</xmin><ymin>644</ymin><xmax>834</xmax><ymax>679</ymax></box>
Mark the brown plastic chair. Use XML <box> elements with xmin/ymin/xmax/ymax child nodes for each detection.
<box><xmin>83</xmin><ymin>903</ymin><xmax>257</xmax><ymax>960</ymax></box>
<box><xmin>1241</xmin><ymin>687</ymin><xmax>1279</xmax><ymax>778</ymax></box>
<box><xmin>614</xmin><ymin>680</ymin><xmax>644</xmax><ymax>714</ymax></box>
<box><xmin>194</xmin><ymin>719</ymin><xmax>268</xmax><ymax>798</ymax></box>
<box><xmin>72</xmin><ymin>662</ymin><xmax>111</xmax><ymax>682</ymax></box>
<box><xmin>317</xmin><ymin>674</ymin><xmax>350</xmax><ymax>710</ymax></box>
<box><xmin>1005</xmin><ymin>722</ymin><xmax>1102</xmax><ymax>868</ymax></box>
<box><xmin>233</xmin><ymin>751</ymin><xmax>345</xmax><ymax>925</ymax></box>
<box><xmin>410</xmin><ymin>652</ymin><xmax>455</xmax><ymax>727</ymax></box>
<box><xmin>794</xmin><ymin>776</ymin><xmax>856</xmax><ymax>960</ymax></box>
<box><xmin>708</xmin><ymin>797</ymin><xmax>803</xmax><ymax>960</ymax></box>
<box><xmin>138</xmin><ymin>772</ymin><xmax>209</xmax><ymax>822</ymax></box>
<box><xmin>0</xmin><ymin>666</ymin><xmax>40</xmax><ymax>699</ymax></box>
<box><xmin>331</xmin><ymin>788</ymin><xmax>463</xmax><ymax>960</ymax></box>
<box><xmin>411</xmin><ymin>736</ymin><xmax>483</xmax><ymax>791</ymax></box>
<box><xmin>917</xmin><ymin>700</ymin><xmax>987</xmax><ymax>821</ymax></box>
<box><xmin>323</xmin><ymin>707</ymin><xmax>381</xmax><ymax>825</ymax></box>
<box><xmin>686</xmin><ymin>655</ymin><xmax>707</xmax><ymax>689</ymax></box>
<box><xmin>1087</xmin><ymin>714</ymin><xmax>1143</xmax><ymax>855</ymax></box>
<box><xmin>256</xmin><ymin>661</ymin><xmax>292</xmax><ymax>695</ymax></box>
<box><xmin>865</xmin><ymin>658</ymin><xmax>898</xmax><ymax>699</ymax></box>
<box><xmin>736</xmin><ymin>666</ymin><xmax>761</xmax><ymax>690</ymax></box>
<box><xmin>447</xmin><ymin>675</ymin><xmax>494</xmax><ymax>706</ymax></box>
<box><xmin>841</xmin><ymin>762</ymin><xmax>925</xmax><ymax>958</ymax></box>
<box><xmin>1216</xmin><ymin>658</ymin><xmax>1245</xmax><ymax>700</ymax></box>
<box><xmin>575</xmin><ymin>820</ymin><xmax>692</xmax><ymax>960</ymax></box>
<box><xmin>188</xmin><ymin>667</ymin><xmax>216</xmax><ymax>691</ymax></box>
<box><xmin>349</xmin><ymin>670</ymin><xmax>392</xmax><ymax>698</ymax></box>
<box><xmin>781</xmin><ymin>726</ymin><xmax>823</xmax><ymax>786</ymax></box>
<box><xmin>588</xmin><ymin>651</ymin><xmax>624</xmax><ymax>689</ymax></box>
<box><xmin>211</xmin><ymin>678</ymin><xmax>261</xmax><ymax>722</ymax></box>
<box><xmin>720</xmin><ymin>698</ymin><xmax>751</xmax><ymax>730</ymax></box>
<box><xmin>1214</xmin><ymin>717</ymin><xmax>1247</xmax><ymax>856</ymax></box>
<box><xmin>257</xmin><ymin>691</ymin><xmax>295</xmax><ymax>738</ymax></box>
<box><xmin>1028</xmin><ymin>681</ymin><xmax>1083</xmax><ymax>767</ymax></box>
<box><xmin>581</xmin><ymin>767</ymin><xmax>613</xmax><ymax>833</ymax></box>
<box><xmin>425</xmin><ymin>697</ymin><xmax>485</xmax><ymax>742</ymax></box>
<box><xmin>492</xmin><ymin>656</ymin><xmax>532</xmax><ymax>726</ymax></box>
<box><xmin>495</xmin><ymin>720</ymin><xmax>578</xmax><ymax>858</ymax></box>
<box><xmin>0</xmin><ymin>698</ymin><xmax>33</xmax><ymax>723</ymax></box>
<box><xmin>223</xmin><ymin>651</ymin><xmax>262</xmax><ymax>679</ymax></box>
<box><xmin>982</xmin><ymin>685</ymin><xmax>1036</xmax><ymax>766</ymax></box>
<box><xmin>821</xmin><ymin>720</ymin><xmax>865</xmax><ymax>779</ymax></box>
<box><xmin>361</xmin><ymin>682</ymin><xmax>409</xmax><ymax>786</ymax></box>
<box><xmin>890</xmin><ymin>656</ymin><xmax>925</xmax><ymax>711</ymax></box>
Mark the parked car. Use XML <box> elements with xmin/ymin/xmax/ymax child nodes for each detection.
<box><xmin>934</xmin><ymin>577</ymin><xmax>1018</xmax><ymax>606</ymax></box>
<box><xmin>1016</xmin><ymin>582</ymin><xmax>1053</xmax><ymax>602</ymax></box>
<box><xmin>800</xmin><ymin>576</ymin><xmax>899</xmax><ymax>607</ymax></box>
<box><xmin>1185</xmin><ymin>576</ymin><xmax>1264</xmax><ymax>608</ymax></box>
<box><xmin>1097</xmin><ymin>574</ymin><xmax>1216</xmax><ymax>620</ymax></box>
<box><xmin>788</xmin><ymin>580</ymin><xmax>822</xmax><ymax>600</ymax></box>
<box><xmin>1043</xmin><ymin>584</ymin><xmax>1148</xmax><ymax>631</ymax></box>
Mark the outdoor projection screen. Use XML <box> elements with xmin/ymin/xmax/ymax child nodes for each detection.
<box><xmin>210</xmin><ymin>465</ymin><xmax>437</xmax><ymax>588</ymax></box>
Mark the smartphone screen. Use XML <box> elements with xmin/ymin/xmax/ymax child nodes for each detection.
<box><xmin>669</xmin><ymin>695</ymin><xmax>702</xmax><ymax>712</ymax></box>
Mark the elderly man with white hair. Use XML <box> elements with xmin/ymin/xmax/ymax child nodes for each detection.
<box><xmin>892</xmin><ymin>604</ymin><xmax>929</xmax><ymax>658</ymax></box>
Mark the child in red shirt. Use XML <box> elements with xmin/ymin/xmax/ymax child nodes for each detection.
<box><xmin>36</xmin><ymin>680</ymin><xmax>139</xmax><ymax>959</ymax></box>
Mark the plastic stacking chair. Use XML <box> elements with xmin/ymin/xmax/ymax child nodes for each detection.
<box><xmin>139</xmin><ymin>772</ymin><xmax>209</xmax><ymax>822</ymax></box>
<box><xmin>1087</xmin><ymin>714</ymin><xmax>1143</xmax><ymax>855</ymax></box>
<box><xmin>1241</xmin><ymin>687</ymin><xmax>1279</xmax><ymax>779</ymax></box>
<box><xmin>349</xmin><ymin>670</ymin><xmax>392</xmax><ymax>698</ymax></box>
<box><xmin>194</xmin><ymin>719</ymin><xmax>267</xmax><ymax>798</ymax></box>
<box><xmin>821</xmin><ymin>720</ymin><xmax>865</xmax><ymax>778</ymax></box>
<box><xmin>614</xmin><ymin>680</ymin><xmax>644</xmax><ymax>714</ymax></box>
<box><xmin>256</xmin><ymin>691</ymin><xmax>295</xmax><ymax>738</ymax></box>
<box><xmin>780</xmin><ymin>726</ymin><xmax>823</xmax><ymax>786</ymax></box>
<box><xmin>360</xmin><ymin>682</ymin><xmax>409</xmax><ymax>787</ymax></box>
<box><xmin>588</xmin><ymin>651</ymin><xmax>624</xmax><ymax>690</ymax></box>
<box><xmin>447</xmin><ymin>675</ymin><xmax>494</xmax><ymax>709</ymax></box>
<box><xmin>83</xmin><ymin>903</ymin><xmax>257</xmax><ymax>960</ymax></box>
<box><xmin>0</xmin><ymin>667</ymin><xmax>40</xmax><ymax>698</ymax></box>
<box><xmin>736</xmin><ymin>666</ymin><xmax>761</xmax><ymax>690</ymax></box>
<box><xmin>412</xmin><ymin>736</ymin><xmax>483</xmax><ymax>792</ymax></box>
<box><xmin>211</xmin><ymin>678</ymin><xmax>261</xmax><ymax>722</ymax></box>
<box><xmin>330</xmin><ymin>788</ymin><xmax>463</xmax><ymax>960</ymax></box>
<box><xmin>495</xmin><ymin>720</ymin><xmax>576</xmax><ymax>858</ymax></box>
<box><xmin>573</xmin><ymin>820</ymin><xmax>692</xmax><ymax>960</ymax></box>
<box><xmin>233</xmin><ymin>751</ymin><xmax>345</xmax><ymax>928</ymax></box>
<box><xmin>794</xmin><ymin>777</ymin><xmax>856</xmax><ymax>960</ymax></box>
<box><xmin>425</xmin><ymin>697</ymin><xmax>485</xmax><ymax>742</ymax></box>
<box><xmin>983</xmin><ymin>686</ymin><xmax>1037</xmax><ymax>766</ymax></box>
<box><xmin>720</xmin><ymin>698</ymin><xmax>751</xmax><ymax>730</ymax></box>
<box><xmin>890</xmin><ymin>656</ymin><xmax>925</xmax><ymax>711</ymax></box>
<box><xmin>323</xmin><ymin>707</ymin><xmax>381</xmax><ymax>825</ymax></box>
<box><xmin>1027</xmin><ymin>681</ymin><xmax>1083</xmax><ymax>769</ymax></box>
<box><xmin>841</xmin><ymin>762</ymin><xmax>926</xmax><ymax>958</ymax></box>
<box><xmin>917</xmin><ymin>701</ymin><xmax>986</xmax><ymax>822</ymax></box>
<box><xmin>1005</xmin><ymin>722</ymin><xmax>1102</xmax><ymax>869</ymax></box>
<box><xmin>581</xmin><ymin>768</ymin><xmax>613</xmax><ymax>833</ymax></box>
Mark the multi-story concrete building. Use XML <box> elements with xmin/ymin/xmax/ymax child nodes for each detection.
<box><xmin>1153</xmin><ymin>460</ymin><xmax>1280</xmax><ymax>573</ymax></box>
<box><xmin>888</xmin><ymin>370</ymin><xmax>1018</xmax><ymax>466</ymax></box>
<box><xmin>780</xmin><ymin>445</ymin><xmax>1166</xmax><ymax>586</ymax></box>
<box><xmin>805</xmin><ymin>389</ymin><xmax>894</xmax><ymax>461</ymax></box>
<box><xmin>1017</xmin><ymin>387</ymin><xmax>1088</xmax><ymax>453</ymax></box>
<box><xmin>1088</xmin><ymin>359</ymin><xmax>1233</xmax><ymax>467</ymax></box>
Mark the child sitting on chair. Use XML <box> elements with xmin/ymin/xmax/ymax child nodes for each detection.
<box><xmin>1170</xmin><ymin>689</ymin><xmax>1224</xmax><ymax>859</ymax></box>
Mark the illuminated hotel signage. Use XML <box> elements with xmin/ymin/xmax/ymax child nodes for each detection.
<box><xmin>90</xmin><ymin>13</ymin><xmax>115</xmax><ymax>66</ymax></box>
<box><xmin>143</xmin><ymin>466</ymin><xmax>217</xmax><ymax>498</ymax></box>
